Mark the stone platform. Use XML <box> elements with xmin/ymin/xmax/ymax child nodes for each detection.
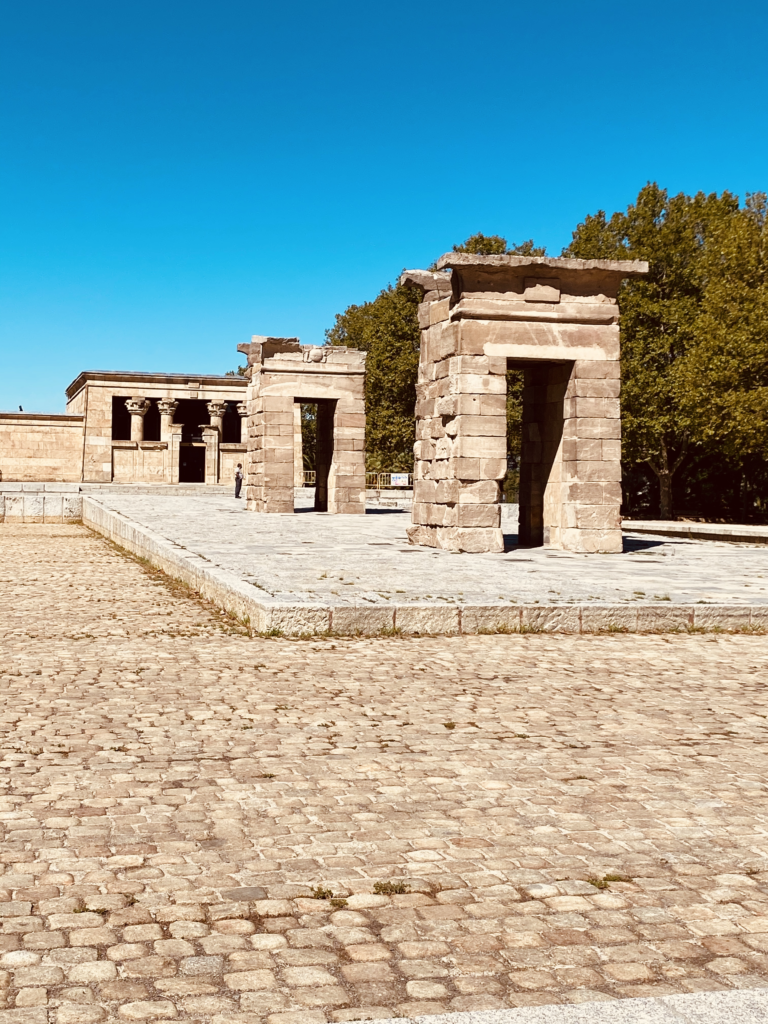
<box><xmin>82</xmin><ymin>494</ymin><xmax>768</xmax><ymax>636</ymax></box>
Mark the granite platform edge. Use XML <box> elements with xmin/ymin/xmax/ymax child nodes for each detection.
<box><xmin>341</xmin><ymin>986</ymin><xmax>768</xmax><ymax>1024</ymax></box>
<box><xmin>623</xmin><ymin>519</ymin><xmax>768</xmax><ymax>544</ymax></box>
<box><xmin>80</xmin><ymin>497</ymin><xmax>768</xmax><ymax>638</ymax></box>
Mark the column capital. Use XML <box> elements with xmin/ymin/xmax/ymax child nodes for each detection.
<box><xmin>206</xmin><ymin>400</ymin><xmax>227</xmax><ymax>417</ymax></box>
<box><xmin>158</xmin><ymin>398</ymin><xmax>179</xmax><ymax>416</ymax></box>
<box><xmin>236</xmin><ymin>402</ymin><xmax>248</xmax><ymax>417</ymax></box>
<box><xmin>125</xmin><ymin>398</ymin><xmax>150</xmax><ymax>416</ymax></box>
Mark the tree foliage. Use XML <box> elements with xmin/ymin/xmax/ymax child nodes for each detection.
<box><xmin>453</xmin><ymin>233</ymin><xmax>547</xmax><ymax>257</ymax></box>
<box><xmin>681</xmin><ymin>193</ymin><xmax>768</xmax><ymax>460</ymax></box>
<box><xmin>325</xmin><ymin>283</ymin><xmax>421</xmax><ymax>471</ymax></box>
<box><xmin>564</xmin><ymin>183</ymin><xmax>768</xmax><ymax>519</ymax></box>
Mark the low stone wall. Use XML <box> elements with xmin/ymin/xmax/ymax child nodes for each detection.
<box><xmin>0</xmin><ymin>413</ymin><xmax>84</xmax><ymax>482</ymax></box>
<box><xmin>80</xmin><ymin>496</ymin><xmax>768</xmax><ymax>637</ymax></box>
<box><xmin>623</xmin><ymin>519</ymin><xmax>768</xmax><ymax>544</ymax></box>
<box><xmin>0</xmin><ymin>484</ymin><xmax>82</xmax><ymax>522</ymax></box>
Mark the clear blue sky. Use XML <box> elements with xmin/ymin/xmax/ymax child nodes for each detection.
<box><xmin>2</xmin><ymin>0</ymin><xmax>766</xmax><ymax>411</ymax></box>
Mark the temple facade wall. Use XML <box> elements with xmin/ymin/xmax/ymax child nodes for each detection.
<box><xmin>65</xmin><ymin>372</ymin><xmax>247</xmax><ymax>484</ymax></box>
<box><xmin>0</xmin><ymin>414</ymin><xmax>84</xmax><ymax>482</ymax></box>
<box><xmin>1</xmin><ymin>372</ymin><xmax>248</xmax><ymax>484</ymax></box>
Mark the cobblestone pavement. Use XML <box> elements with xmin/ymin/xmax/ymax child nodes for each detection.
<box><xmin>2</xmin><ymin>524</ymin><xmax>768</xmax><ymax>1024</ymax></box>
<box><xmin>89</xmin><ymin>494</ymin><xmax>768</xmax><ymax>607</ymax></box>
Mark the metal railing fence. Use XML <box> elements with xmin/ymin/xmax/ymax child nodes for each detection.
<box><xmin>366</xmin><ymin>472</ymin><xmax>413</xmax><ymax>489</ymax></box>
<box><xmin>297</xmin><ymin>471</ymin><xmax>413</xmax><ymax>488</ymax></box>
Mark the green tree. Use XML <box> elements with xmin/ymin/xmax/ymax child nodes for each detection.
<box><xmin>325</xmin><ymin>282</ymin><xmax>421</xmax><ymax>471</ymax></box>
<box><xmin>679</xmin><ymin>194</ymin><xmax>768</xmax><ymax>517</ymax></box>
<box><xmin>564</xmin><ymin>183</ymin><xmax>740</xmax><ymax>518</ymax></box>
<box><xmin>453</xmin><ymin>232</ymin><xmax>508</xmax><ymax>255</ymax></box>
<box><xmin>452</xmin><ymin>232</ymin><xmax>547</xmax><ymax>256</ymax></box>
<box><xmin>682</xmin><ymin>195</ymin><xmax>768</xmax><ymax>455</ymax></box>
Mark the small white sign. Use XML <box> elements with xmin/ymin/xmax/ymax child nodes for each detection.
<box><xmin>391</xmin><ymin>473</ymin><xmax>410</xmax><ymax>487</ymax></box>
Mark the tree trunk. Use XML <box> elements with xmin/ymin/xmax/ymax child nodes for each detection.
<box><xmin>647</xmin><ymin>438</ymin><xmax>687</xmax><ymax>520</ymax></box>
<box><xmin>658</xmin><ymin>471</ymin><xmax>674</xmax><ymax>520</ymax></box>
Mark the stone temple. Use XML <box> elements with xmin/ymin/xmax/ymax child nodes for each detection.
<box><xmin>0</xmin><ymin>370</ymin><xmax>249</xmax><ymax>485</ymax></box>
<box><xmin>1</xmin><ymin>253</ymin><xmax>646</xmax><ymax>550</ymax></box>
<box><xmin>237</xmin><ymin>337</ymin><xmax>366</xmax><ymax>514</ymax></box>
<box><xmin>402</xmin><ymin>253</ymin><xmax>647</xmax><ymax>554</ymax></box>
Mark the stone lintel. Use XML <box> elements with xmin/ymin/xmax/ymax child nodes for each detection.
<box><xmin>435</xmin><ymin>252</ymin><xmax>648</xmax><ymax>276</ymax></box>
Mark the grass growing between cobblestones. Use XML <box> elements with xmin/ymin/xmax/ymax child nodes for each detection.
<box><xmin>2</xmin><ymin>524</ymin><xmax>768</xmax><ymax>1021</ymax></box>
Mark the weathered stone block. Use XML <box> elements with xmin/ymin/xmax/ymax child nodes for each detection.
<box><xmin>563</xmin><ymin>482</ymin><xmax>606</xmax><ymax>504</ymax></box>
<box><xmin>521</xmin><ymin>605</ymin><xmax>582</xmax><ymax>633</ymax></box>
<box><xmin>574</xmin><ymin>439</ymin><xmax>603</xmax><ymax>462</ymax></box>
<box><xmin>460</xmin><ymin>605</ymin><xmax>522</xmax><ymax>633</ymax></box>
<box><xmin>561</xmin><ymin>528</ymin><xmax>622</xmax><ymax>553</ymax></box>
<box><xmin>572</xmin><ymin>505</ymin><xmax>621</xmax><ymax>530</ymax></box>
<box><xmin>563</xmin><ymin>417</ymin><xmax>622</xmax><ymax>440</ymax></box>
<box><xmin>429</xmin><ymin>297</ymin><xmax>451</xmax><ymax>324</ymax></box>
<box><xmin>395</xmin><ymin>604</ymin><xmax>460</xmax><ymax>634</ymax></box>
<box><xmin>457</xmin><ymin>480</ymin><xmax>500</xmax><ymax>504</ymax></box>
<box><xmin>601</xmin><ymin>439</ymin><xmax>622</xmax><ymax>461</ymax></box>
<box><xmin>443</xmin><ymin>526</ymin><xmax>504</xmax><ymax>553</ymax></box>
<box><xmin>449</xmin><ymin>374</ymin><xmax>507</xmax><ymax>396</ymax></box>
<box><xmin>572</xmin><ymin>397</ymin><xmax>621</xmax><ymax>419</ymax></box>
<box><xmin>414</xmin><ymin>440</ymin><xmax>436</xmax><ymax>461</ymax></box>
<box><xmin>573</xmin><ymin>378</ymin><xmax>621</xmax><ymax>398</ymax></box>
<box><xmin>573</xmin><ymin>358</ymin><xmax>621</xmax><ymax>379</ymax></box>
<box><xmin>479</xmin><ymin>458</ymin><xmax>507</xmax><ymax>481</ymax></box>
<box><xmin>451</xmin><ymin>436</ymin><xmax>506</xmax><ymax>460</ymax></box>
<box><xmin>456</xmin><ymin>504</ymin><xmax>500</xmax><ymax>528</ymax></box>
<box><xmin>450</xmin><ymin>458</ymin><xmax>480</xmax><ymax>479</ymax></box>
<box><xmin>444</xmin><ymin>415</ymin><xmax>506</xmax><ymax>437</ymax></box>
<box><xmin>564</xmin><ymin>460</ymin><xmax>621</xmax><ymax>483</ymax></box>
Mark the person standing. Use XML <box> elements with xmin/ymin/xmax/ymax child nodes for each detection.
<box><xmin>234</xmin><ymin>463</ymin><xmax>243</xmax><ymax>499</ymax></box>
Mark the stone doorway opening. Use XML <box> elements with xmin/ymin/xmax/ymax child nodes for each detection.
<box><xmin>174</xmin><ymin>399</ymin><xmax>210</xmax><ymax>443</ymax></box>
<box><xmin>296</xmin><ymin>398</ymin><xmax>336</xmax><ymax>512</ymax></box>
<box><xmin>179</xmin><ymin>445</ymin><xmax>205</xmax><ymax>483</ymax></box>
<box><xmin>506</xmin><ymin>360</ymin><xmax>573</xmax><ymax>548</ymax></box>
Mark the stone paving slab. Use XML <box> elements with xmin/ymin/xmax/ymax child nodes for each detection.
<box><xmin>2</xmin><ymin>524</ymin><xmax>768</xmax><ymax>1021</ymax></box>
<box><xmin>80</xmin><ymin>494</ymin><xmax>768</xmax><ymax>637</ymax></box>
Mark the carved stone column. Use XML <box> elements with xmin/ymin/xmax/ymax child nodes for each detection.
<box><xmin>206</xmin><ymin>401</ymin><xmax>227</xmax><ymax>434</ymax></box>
<box><xmin>167</xmin><ymin>424</ymin><xmax>183</xmax><ymax>484</ymax></box>
<box><xmin>201</xmin><ymin>425</ymin><xmax>220</xmax><ymax>484</ymax></box>
<box><xmin>158</xmin><ymin>399</ymin><xmax>178</xmax><ymax>442</ymax></box>
<box><xmin>237</xmin><ymin>402</ymin><xmax>248</xmax><ymax>444</ymax></box>
<box><xmin>125</xmin><ymin>398</ymin><xmax>150</xmax><ymax>443</ymax></box>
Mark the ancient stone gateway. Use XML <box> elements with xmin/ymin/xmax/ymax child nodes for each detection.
<box><xmin>237</xmin><ymin>336</ymin><xmax>366</xmax><ymax>514</ymax></box>
<box><xmin>402</xmin><ymin>254</ymin><xmax>648</xmax><ymax>554</ymax></box>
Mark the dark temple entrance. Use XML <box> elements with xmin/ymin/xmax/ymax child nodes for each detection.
<box><xmin>174</xmin><ymin>399</ymin><xmax>210</xmax><ymax>443</ymax></box>
<box><xmin>509</xmin><ymin>360</ymin><xmax>571</xmax><ymax>547</ymax></box>
<box><xmin>179</xmin><ymin>445</ymin><xmax>205</xmax><ymax>483</ymax></box>
<box><xmin>297</xmin><ymin>397</ymin><xmax>336</xmax><ymax>513</ymax></box>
